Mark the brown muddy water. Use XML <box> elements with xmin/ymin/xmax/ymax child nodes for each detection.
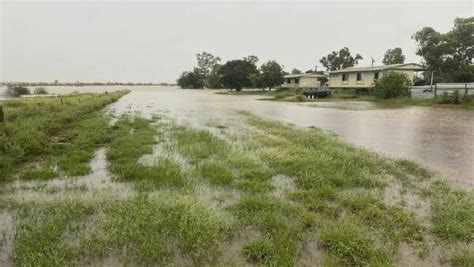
<box><xmin>2</xmin><ymin>85</ymin><xmax>473</xmax><ymax>186</ymax></box>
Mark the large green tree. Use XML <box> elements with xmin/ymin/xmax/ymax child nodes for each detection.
<box><xmin>177</xmin><ymin>68</ymin><xmax>204</xmax><ymax>89</ymax></box>
<box><xmin>259</xmin><ymin>61</ymin><xmax>285</xmax><ymax>90</ymax></box>
<box><xmin>383</xmin><ymin>48</ymin><xmax>406</xmax><ymax>65</ymax></box>
<box><xmin>196</xmin><ymin>52</ymin><xmax>222</xmax><ymax>88</ymax></box>
<box><xmin>319</xmin><ymin>47</ymin><xmax>363</xmax><ymax>71</ymax></box>
<box><xmin>243</xmin><ymin>55</ymin><xmax>259</xmax><ymax>66</ymax></box>
<box><xmin>413</xmin><ymin>17</ymin><xmax>474</xmax><ymax>82</ymax></box>
<box><xmin>219</xmin><ymin>60</ymin><xmax>257</xmax><ymax>91</ymax></box>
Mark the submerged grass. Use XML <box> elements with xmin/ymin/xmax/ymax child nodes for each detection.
<box><xmin>0</xmin><ymin>91</ymin><xmax>128</xmax><ymax>181</ymax></box>
<box><xmin>107</xmin><ymin>115</ymin><xmax>185</xmax><ymax>188</ymax></box>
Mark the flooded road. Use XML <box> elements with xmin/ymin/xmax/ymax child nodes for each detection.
<box><xmin>2</xmin><ymin>86</ymin><xmax>473</xmax><ymax>186</ymax></box>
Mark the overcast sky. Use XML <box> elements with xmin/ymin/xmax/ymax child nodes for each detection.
<box><xmin>1</xmin><ymin>1</ymin><xmax>472</xmax><ymax>83</ymax></box>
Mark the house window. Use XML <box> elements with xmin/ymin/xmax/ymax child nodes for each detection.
<box><xmin>286</xmin><ymin>78</ymin><xmax>291</xmax><ymax>84</ymax></box>
<box><xmin>342</xmin><ymin>74</ymin><xmax>348</xmax><ymax>81</ymax></box>
<box><xmin>374</xmin><ymin>72</ymin><xmax>379</xmax><ymax>80</ymax></box>
<box><xmin>357</xmin><ymin>72</ymin><xmax>363</xmax><ymax>81</ymax></box>
<box><xmin>294</xmin><ymin>78</ymin><xmax>299</xmax><ymax>84</ymax></box>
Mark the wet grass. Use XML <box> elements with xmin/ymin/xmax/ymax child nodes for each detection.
<box><xmin>107</xmin><ymin>115</ymin><xmax>185</xmax><ymax>188</ymax></box>
<box><xmin>2</xmin><ymin>106</ymin><xmax>472</xmax><ymax>266</ymax></box>
<box><xmin>12</xmin><ymin>195</ymin><xmax>230</xmax><ymax>266</ymax></box>
<box><xmin>14</xmin><ymin>200</ymin><xmax>94</xmax><ymax>266</ymax></box>
<box><xmin>427</xmin><ymin>181</ymin><xmax>474</xmax><ymax>242</ymax></box>
<box><xmin>0</xmin><ymin>91</ymin><xmax>128</xmax><ymax>181</ymax></box>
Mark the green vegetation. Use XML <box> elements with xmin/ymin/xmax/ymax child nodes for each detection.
<box><xmin>178</xmin><ymin>52</ymin><xmax>285</xmax><ymax>91</ymax></box>
<box><xmin>5</xmin><ymin>85</ymin><xmax>30</xmax><ymax>97</ymax></box>
<box><xmin>107</xmin><ymin>116</ymin><xmax>185</xmax><ymax>189</ymax></box>
<box><xmin>413</xmin><ymin>17</ymin><xmax>473</xmax><ymax>83</ymax></box>
<box><xmin>320</xmin><ymin>47</ymin><xmax>363</xmax><ymax>71</ymax></box>
<box><xmin>0</xmin><ymin>91</ymin><xmax>127</xmax><ymax>181</ymax></box>
<box><xmin>2</xmin><ymin>103</ymin><xmax>472</xmax><ymax>266</ymax></box>
<box><xmin>383</xmin><ymin>47</ymin><xmax>406</xmax><ymax>65</ymax></box>
<box><xmin>373</xmin><ymin>72</ymin><xmax>412</xmax><ymax>99</ymax></box>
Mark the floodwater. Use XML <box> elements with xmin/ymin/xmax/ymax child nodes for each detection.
<box><xmin>2</xmin><ymin>86</ymin><xmax>473</xmax><ymax>186</ymax></box>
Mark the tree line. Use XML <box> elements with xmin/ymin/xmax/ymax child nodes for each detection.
<box><xmin>177</xmin><ymin>16</ymin><xmax>472</xmax><ymax>89</ymax></box>
<box><xmin>177</xmin><ymin>53</ymin><xmax>285</xmax><ymax>91</ymax></box>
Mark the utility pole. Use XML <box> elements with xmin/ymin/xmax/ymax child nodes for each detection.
<box><xmin>430</xmin><ymin>71</ymin><xmax>435</xmax><ymax>92</ymax></box>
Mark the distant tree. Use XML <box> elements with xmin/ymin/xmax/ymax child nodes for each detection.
<box><xmin>319</xmin><ymin>47</ymin><xmax>363</xmax><ymax>71</ymax></box>
<box><xmin>206</xmin><ymin>64</ymin><xmax>223</xmax><ymax>89</ymax></box>
<box><xmin>305</xmin><ymin>69</ymin><xmax>314</xmax><ymax>74</ymax></box>
<box><xmin>177</xmin><ymin>68</ymin><xmax>204</xmax><ymax>89</ymax></box>
<box><xmin>243</xmin><ymin>55</ymin><xmax>259</xmax><ymax>66</ymax></box>
<box><xmin>383</xmin><ymin>48</ymin><xmax>406</xmax><ymax>65</ymax></box>
<box><xmin>196</xmin><ymin>52</ymin><xmax>222</xmax><ymax>87</ymax></box>
<box><xmin>6</xmin><ymin>85</ymin><xmax>30</xmax><ymax>97</ymax></box>
<box><xmin>219</xmin><ymin>60</ymin><xmax>257</xmax><ymax>91</ymax></box>
<box><xmin>249</xmin><ymin>72</ymin><xmax>263</xmax><ymax>89</ymax></box>
<box><xmin>291</xmin><ymin>68</ymin><xmax>302</xmax><ymax>75</ymax></box>
<box><xmin>196</xmin><ymin>52</ymin><xmax>221</xmax><ymax>77</ymax></box>
<box><xmin>413</xmin><ymin>17</ymin><xmax>474</xmax><ymax>82</ymax></box>
<box><xmin>259</xmin><ymin>61</ymin><xmax>285</xmax><ymax>90</ymax></box>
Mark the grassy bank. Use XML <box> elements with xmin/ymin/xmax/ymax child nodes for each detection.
<box><xmin>0</xmin><ymin>107</ymin><xmax>472</xmax><ymax>266</ymax></box>
<box><xmin>0</xmin><ymin>91</ymin><xmax>128</xmax><ymax>182</ymax></box>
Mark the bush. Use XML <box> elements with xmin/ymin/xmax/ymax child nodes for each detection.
<box><xmin>34</xmin><ymin>87</ymin><xmax>48</xmax><ymax>95</ymax></box>
<box><xmin>373</xmin><ymin>72</ymin><xmax>411</xmax><ymax>99</ymax></box>
<box><xmin>6</xmin><ymin>85</ymin><xmax>30</xmax><ymax>97</ymax></box>
<box><xmin>437</xmin><ymin>90</ymin><xmax>460</xmax><ymax>104</ymax></box>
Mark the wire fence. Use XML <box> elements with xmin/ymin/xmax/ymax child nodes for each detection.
<box><xmin>410</xmin><ymin>83</ymin><xmax>474</xmax><ymax>99</ymax></box>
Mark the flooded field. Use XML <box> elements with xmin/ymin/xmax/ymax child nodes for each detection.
<box><xmin>1</xmin><ymin>89</ymin><xmax>473</xmax><ymax>266</ymax></box>
<box><xmin>2</xmin><ymin>85</ymin><xmax>472</xmax><ymax>186</ymax></box>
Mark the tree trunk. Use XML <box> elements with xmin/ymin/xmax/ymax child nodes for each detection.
<box><xmin>0</xmin><ymin>106</ymin><xmax>4</xmax><ymax>123</ymax></box>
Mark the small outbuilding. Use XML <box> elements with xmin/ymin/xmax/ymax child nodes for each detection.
<box><xmin>282</xmin><ymin>73</ymin><xmax>328</xmax><ymax>89</ymax></box>
<box><xmin>328</xmin><ymin>63</ymin><xmax>425</xmax><ymax>90</ymax></box>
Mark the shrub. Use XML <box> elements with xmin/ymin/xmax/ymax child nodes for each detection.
<box><xmin>373</xmin><ymin>72</ymin><xmax>411</xmax><ymax>99</ymax></box>
<box><xmin>6</xmin><ymin>85</ymin><xmax>30</xmax><ymax>97</ymax></box>
<box><xmin>34</xmin><ymin>87</ymin><xmax>48</xmax><ymax>95</ymax></box>
<box><xmin>437</xmin><ymin>90</ymin><xmax>460</xmax><ymax>104</ymax></box>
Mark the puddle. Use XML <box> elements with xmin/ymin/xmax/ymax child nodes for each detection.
<box><xmin>0</xmin><ymin>210</ymin><xmax>15</xmax><ymax>267</ymax></box>
<box><xmin>3</xmin><ymin>148</ymin><xmax>133</xmax><ymax>203</ymax></box>
<box><xmin>271</xmin><ymin>174</ymin><xmax>296</xmax><ymax>199</ymax></box>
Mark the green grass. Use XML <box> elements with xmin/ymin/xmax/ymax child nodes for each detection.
<box><xmin>3</xmin><ymin>107</ymin><xmax>473</xmax><ymax>266</ymax></box>
<box><xmin>12</xmin><ymin>195</ymin><xmax>230</xmax><ymax>266</ymax></box>
<box><xmin>14</xmin><ymin>200</ymin><xmax>94</xmax><ymax>266</ymax></box>
<box><xmin>83</xmin><ymin>195</ymin><xmax>229</xmax><ymax>265</ymax></box>
<box><xmin>0</xmin><ymin>91</ymin><xmax>128</xmax><ymax>181</ymax></box>
<box><xmin>428</xmin><ymin>181</ymin><xmax>474</xmax><ymax>242</ymax></box>
<box><xmin>19</xmin><ymin>167</ymin><xmax>59</xmax><ymax>180</ymax></box>
<box><xmin>320</xmin><ymin>222</ymin><xmax>387</xmax><ymax>266</ymax></box>
<box><xmin>107</xmin><ymin>115</ymin><xmax>186</xmax><ymax>188</ymax></box>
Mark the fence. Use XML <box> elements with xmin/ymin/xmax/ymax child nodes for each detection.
<box><xmin>410</xmin><ymin>83</ymin><xmax>474</xmax><ymax>99</ymax></box>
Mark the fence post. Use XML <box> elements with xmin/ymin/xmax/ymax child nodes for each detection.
<box><xmin>434</xmin><ymin>84</ymin><xmax>437</xmax><ymax>98</ymax></box>
<box><xmin>465</xmin><ymin>83</ymin><xmax>468</xmax><ymax>98</ymax></box>
<box><xmin>0</xmin><ymin>106</ymin><xmax>4</xmax><ymax>123</ymax></box>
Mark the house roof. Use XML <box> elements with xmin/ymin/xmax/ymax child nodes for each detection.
<box><xmin>284</xmin><ymin>73</ymin><xmax>328</xmax><ymax>79</ymax></box>
<box><xmin>329</xmin><ymin>63</ymin><xmax>425</xmax><ymax>74</ymax></box>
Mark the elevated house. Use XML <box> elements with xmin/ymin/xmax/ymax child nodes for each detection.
<box><xmin>328</xmin><ymin>63</ymin><xmax>425</xmax><ymax>90</ymax></box>
<box><xmin>282</xmin><ymin>73</ymin><xmax>328</xmax><ymax>89</ymax></box>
